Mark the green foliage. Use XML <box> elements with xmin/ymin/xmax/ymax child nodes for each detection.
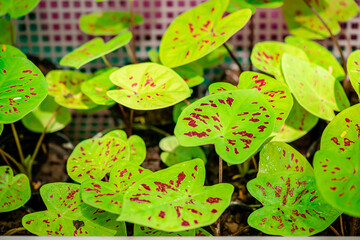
<box><xmin>159</xmin><ymin>0</ymin><xmax>251</xmax><ymax>68</ymax></box>
<box><xmin>174</xmin><ymin>62</ymin><xmax>205</xmax><ymax>88</ymax></box>
<box><xmin>174</xmin><ymin>90</ymin><xmax>276</xmax><ymax>165</ymax></box>
<box><xmin>22</xmin><ymin>183</ymin><xmax>127</xmax><ymax>236</ymax></box>
<box><xmin>347</xmin><ymin>50</ymin><xmax>360</xmax><ymax>98</ymax></box>
<box><xmin>1</xmin><ymin>0</ymin><xmax>41</xmax><ymax>18</ymax></box>
<box><xmin>0</xmin><ymin>44</ymin><xmax>26</xmax><ymax>58</ymax></box>
<box><xmin>283</xmin><ymin>0</ymin><xmax>358</xmax><ymax>39</ymax></box>
<box><xmin>228</xmin><ymin>0</ymin><xmax>283</xmax><ymax>13</ymax></box>
<box><xmin>159</xmin><ymin>136</ymin><xmax>207</xmax><ymax>166</ymax></box>
<box><xmin>60</xmin><ymin>32</ymin><xmax>132</xmax><ymax>69</ymax></box>
<box><xmin>173</xmin><ymin>99</ymin><xmax>198</xmax><ymax>123</ymax></box>
<box><xmin>118</xmin><ymin>159</ymin><xmax>234</xmax><ymax>232</ymax></box>
<box><xmin>0</xmin><ymin>19</ymin><xmax>14</xmax><ymax>45</ymax></box>
<box><xmin>21</xmin><ymin>95</ymin><xmax>71</xmax><ymax>133</ymax></box>
<box><xmin>0</xmin><ymin>54</ymin><xmax>48</xmax><ymax>124</ymax></box>
<box><xmin>107</xmin><ymin>62</ymin><xmax>191</xmax><ymax>110</ymax></box>
<box><xmin>0</xmin><ymin>166</ymin><xmax>31</xmax><ymax>212</ymax></box>
<box><xmin>79</xmin><ymin>11</ymin><xmax>144</xmax><ymax>36</ymax></box>
<box><xmin>134</xmin><ymin>225</ymin><xmax>212</xmax><ymax>236</ymax></box>
<box><xmin>0</xmin><ymin>124</ymin><xmax>3</xmax><ymax>135</ymax></box>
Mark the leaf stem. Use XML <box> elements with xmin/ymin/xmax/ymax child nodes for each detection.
<box><xmin>101</xmin><ymin>56</ymin><xmax>112</xmax><ymax>68</ymax></box>
<box><xmin>303</xmin><ymin>0</ymin><xmax>346</xmax><ymax>75</ymax></box>
<box><xmin>125</xmin><ymin>44</ymin><xmax>137</xmax><ymax>65</ymax></box>
<box><xmin>251</xmin><ymin>156</ymin><xmax>258</xmax><ymax>172</ymax></box>
<box><xmin>249</xmin><ymin>16</ymin><xmax>254</xmax><ymax>71</ymax></box>
<box><xmin>9</xmin><ymin>18</ymin><xmax>15</xmax><ymax>46</ymax></box>
<box><xmin>11</xmin><ymin>123</ymin><xmax>25</xmax><ymax>165</ymax></box>
<box><xmin>0</xmin><ymin>148</ymin><xmax>27</xmax><ymax>174</ymax></box>
<box><xmin>3</xmin><ymin>227</ymin><xmax>27</xmax><ymax>236</ymax></box>
<box><xmin>118</xmin><ymin>104</ymin><xmax>130</xmax><ymax>135</ymax></box>
<box><xmin>329</xmin><ymin>225</ymin><xmax>341</xmax><ymax>236</ymax></box>
<box><xmin>224</xmin><ymin>43</ymin><xmax>242</xmax><ymax>74</ymax></box>
<box><xmin>184</xmin><ymin>99</ymin><xmax>191</xmax><ymax>106</ymax></box>
<box><xmin>340</xmin><ymin>214</ymin><xmax>344</xmax><ymax>236</ymax></box>
<box><xmin>215</xmin><ymin>156</ymin><xmax>223</xmax><ymax>236</ymax></box>
<box><xmin>129</xmin><ymin>109</ymin><xmax>134</xmax><ymax>137</ymax></box>
<box><xmin>0</xmin><ymin>149</ymin><xmax>11</xmax><ymax>169</ymax></box>
<box><xmin>232</xmin><ymin>225</ymin><xmax>250</xmax><ymax>236</ymax></box>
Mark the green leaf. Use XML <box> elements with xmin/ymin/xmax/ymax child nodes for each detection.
<box><xmin>21</xmin><ymin>95</ymin><xmax>71</xmax><ymax>133</ymax></box>
<box><xmin>159</xmin><ymin>136</ymin><xmax>207</xmax><ymax>167</ymax></box>
<box><xmin>103</xmin><ymin>129</ymin><xmax>127</xmax><ymax>140</ymax></box>
<box><xmin>118</xmin><ymin>159</ymin><xmax>234</xmax><ymax>232</ymax></box>
<box><xmin>195</xmin><ymin>45</ymin><xmax>231</xmax><ymax>69</ymax></box>
<box><xmin>285</xmin><ymin>36</ymin><xmax>345</xmax><ymax>81</ymax></box>
<box><xmin>228</xmin><ymin>1</ymin><xmax>256</xmax><ymax>13</ymax></box>
<box><xmin>60</xmin><ymin>32</ymin><xmax>132</xmax><ymax>69</ymax></box>
<box><xmin>0</xmin><ymin>166</ymin><xmax>30</xmax><ymax>212</ymax></box>
<box><xmin>283</xmin><ymin>0</ymin><xmax>359</xmax><ymax>39</ymax></box>
<box><xmin>282</xmin><ymin>53</ymin><xmax>349</xmax><ymax>121</ymax></box>
<box><xmin>79</xmin><ymin>11</ymin><xmax>144</xmax><ymax>36</ymax></box>
<box><xmin>46</xmin><ymin>70</ymin><xmax>97</xmax><ymax>110</ymax></box>
<box><xmin>0</xmin><ymin>124</ymin><xmax>3</xmax><ymax>135</ymax></box>
<box><xmin>67</xmin><ymin>137</ymin><xmax>130</xmax><ymax>183</ymax></box>
<box><xmin>81</xmin><ymin>68</ymin><xmax>118</xmax><ymax>106</ymax></box>
<box><xmin>134</xmin><ymin>224</ymin><xmax>195</xmax><ymax>236</ymax></box>
<box><xmin>107</xmin><ymin>62</ymin><xmax>191</xmax><ymax>110</ymax></box>
<box><xmin>347</xmin><ymin>50</ymin><xmax>360</xmax><ymax>98</ymax></box>
<box><xmin>173</xmin><ymin>99</ymin><xmax>198</xmax><ymax>123</ymax></box>
<box><xmin>272</xmin><ymin>99</ymin><xmax>318</xmax><ymax>143</ymax></box>
<box><xmin>8</xmin><ymin>0</ymin><xmax>41</xmax><ymax>18</ymax></box>
<box><xmin>174</xmin><ymin>90</ymin><xmax>276</xmax><ymax>165</ymax></box>
<box><xmin>0</xmin><ymin>1</ymin><xmax>11</xmax><ymax>16</ymax></box>
<box><xmin>22</xmin><ymin>183</ymin><xmax>126</xmax><ymax>236</ymax></box>
<box><xmin>159</xmin><ymin>0</ymin><xmax>251</xmax><ymax>68</ymax></box>
<box><xmin>228</xmin><ymin>0</ymin><xmax>283</xmax><ymax>13</ymax></box>
<box><xmin>0</xmin><ymin>56</ymin><xmax>48</xmax><ymax>124</ymax></box>
<box><xmin>196</xmin><ymin>228</ymin><xmax>212</xmax><ymax>236</ymax></box>
<box><xmin>251</xmin><ymin>41</ymin><xmax>308</xmax><ymax>83</ymax></box>
<box><xmin>148</xmin><ymin>49</ymin><xmax>160</xmax><ymax>63</ymax></box>
<box><xmin>0</xmin><ymin>44</ymin><xmax>26</xmax><ymax>58</ymax></box>
<box><xmin>0</xmin><ymin>19</ymin><xmax>14</xmax><ymax>45</ymax></box>
<box><xmin>174</xmin><ymin>62</ymin><xmax>204</xmax><ymax>88</ymax></box>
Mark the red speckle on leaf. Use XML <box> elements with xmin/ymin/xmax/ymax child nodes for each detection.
<box><xmin>176</xmin><ymin>172</ymin><xmax>186</xmax><ymax>188</ymax></box>
<box><xmin>330</xmin><ymin>137</ymin><xmax>340</xmax><ymax>145</ymax></box>
<box><xmin>158</xmin><ymin>211</ymin><xmax>166</xmax><ymax>218</ymax></box>
<box><xmin>130</xmin><ymin>197</ymin><xmax>151</xmax><ymax>203</ymax></box>
<box><xmin>25</xmin><ymin>220</ymin><xmax>34</xmax><ymax>225</ymax></box>
<box><xmin>154</xmin><ymin>182</ymin><xmax>177</xmax><ymax>193</ymax></box>
<box><xmin>226</xmin><ymin>97</ymin><xmax>234</xmax><ymax>107</ymax></box>
<box><xmin>249</xmin><ymin>117</ymin><xmax>260</xmax><ymax>122</ymax></box>
<box><xmin>141</xmin><ymin>184</ymin><xmax>151</xmax><ymax>191</ymax></box>
<box><xmin>258</xmin><ymin>125</ymin><xmax>267</xmax><ymax>132</ymax></box>
<box><xmin>206</xmin><ymin>197</ymin><xmax>222</xmax><ymax>204</ymax></box>
<box><xmin>184</xmin><ymin>131</ymin><xmax>209</xmax><ymax>138</ymax></box>
<box><xmin>181</xmin><ymin>219</ymin><xmax>190</xmax><ymax>226</ymax></box>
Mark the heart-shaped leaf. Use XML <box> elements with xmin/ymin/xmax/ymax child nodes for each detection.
<box><xmin>134</xmin><ymin>224</ymin><xmax>195</xmax><ymax>236</ymax></box>
<box><xmin>60</xmin><ymin>32</ymin><xmax>132</xmax><ymax>69</ymax></box>
<box><xmin>107</xmin><ymin>62</ymin><xmax>191</xmax><ymax>110</ymax></box>
<box><xmin>251</xmin><ymin>41</ymin><xmax>308</xmax><ymax>83</ymax></box>
<box><xmin>22</xmin><ymin>183</ymin><xmax>126</xmax><ymax>236</ymax></box>
<box><xmin>159</xmin><ymin>136</ymin><xmax>207</xmax><ymax>167</ymax></box>
<box><xmin>159</xmin><ymin>0</ymin><xmax>251</xmax><ymax>68</ymax></box>
<box><xmin>0</xmin><ymin>56</ymin><xmax>48</xmax><ymax>124</ymax></box>
<box><xmin>7</xmin><ymin>0</ymin><xmax>41</xmax><ymax>18</ymax></box>
<box><xmin>79</xmin><ymin>11</ymin><xmax>144</xmax><ymax>36</ymax></box>
<box><xmin>320</xmin><ymin>103</ymin><xmax>360</xmax><ymax>155</ymax></box>
<box><xmin>173</xmin><ymin>99</ymin><xmax>198</xmax><ymax>123</ymax></box>
<box><xmin>0</xmin><ymin>166</ymin><xmax>30</xmax><ymax>212</ymax></box>
<box><xmin>81</xmin><ymin>161</ymin><xmax>152</xmax><ymax>215</ymax></box>
<box><xmin>347</xmin><ymin>50</ymin><xmax>360</xmax><ymax>98</ymax></box>
<box><xmin>0</xmin><ymin>19</ymin><xmax>14</xmax><ymax>45</ymax></box>
<box><xmin>0</xmin><ymin>44</ymin><xmax>26</xmax><ymax>58</ymax></box>
<box><xmin>21</xmin><ymin>95</ymin><xmax>72</xmax><ymax>133</ymax></box>
<box><xmin>103</xmin><ymin>129</ymin><xmax>128</xmax><ymax>140</ymax></box>
<box><xmin>0</xmin><ymin>1</ymin><xmax>11</xmax><ymax>16</ymax></box>
<box><xmin>272</xmin><ymin>99</ymin><xmax>318</xmax><ymax>143</ymax></box>
<box><xmin>175</xmin><ymin>90</ymin><xmax>276</xmax><ymax>165</ymax></box>
<box><xmin>282</xmin><ymin>53</ymin><xmax>349</xmax><ymax>121</ymax></box>
<box><xmin>81</xmin><ymin>68</ymin><xmax>118</xmax><ymax>106</ymax></box>
<box><xmin>285</xmin><ymin>36</ymin><xmax>345</xmax><ymax>81</ymax></box>
<box><xmin>67</xmin><ymin>137</ymin><xmax>130</xmax><ymax>183</ymax></box>
<box><xmin>118</xmin><ymin>159</ymin><xmax>234</xmax><ymax>232</ymax></box>
<box><xmin>283</xmin><ymin>0</ymin><xmax>358</xmax><ymax>39</ymax></box>
<box><xmin>46</xmin><ymin>70</ymin><xmax>97</xmax><ymax>110</ymax></box>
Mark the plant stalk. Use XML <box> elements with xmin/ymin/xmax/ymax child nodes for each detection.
<box><xmin>9</xmin><ymin>18</ymin><xmax>15</xmax><ymax>46</ymax></box>
<box><xmin>10</xmin><ymin>123</ymin><xmax>25</xmax><ymax>164</ymax></box>
<box><xmin>0</xmin><ymin>148</ymin><xmax>27</xmax><ymax>174</ymax></box>
<box><xmin>101</xmin><ymin>56</ymin><xmax>112</xmax><ymax>68</ymax></box>
<box><xmin>251</xmin><ymin>156</ymin><xmax>258</xmax><ymax>172</ymax></box>
<box><xmin>224</xmin><ymin>43</ymin><xmax>242</xmax><ymax>74</ymax></box>
<box><xmin>329</xmin><ymin>225</ymin><xmax>341</xmax><ymax>236</ymax></box>
<box><xmin>339</xmin><ymin>214</ymin><xmax>344</xmax><ymax>236</ymax></box>
<box><xmin>118</xmin><ymin>104</ymin><xmax>130</xmax><ymax>135</ymax></box>
<box><xmin>129</xmin><ymin>109</ymin><xmax>134</xmax><ymax>137</ymax></box>
<box><xmin>125</xmin><ymin>44</ymin><xmax>137</xmax><ymax>65</ymax></box>
<box><xmin>215</xmin><ymin>156</ymin><xmax>223</xmax><ymax>236</ymax></box>
<box><xmin>3</xmin><ymin>227</ymin><xmax>27</xmax><ymax>236</ymax></box>
<box><xmin>249</xmin><ymin>16</ymin><xmax>254</xmax><ymax>71</ymax></box>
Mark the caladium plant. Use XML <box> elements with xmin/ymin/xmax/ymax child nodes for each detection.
<box><xmin>228</xmin><ymin>0</ymin><xmax>284</xmax><ymax>13</ymax></box>
<box><xmin>0</xmin><ymin>0</ymin><xmax>41</xmax><ymax>18</ymax></box>
<box><xmin>348</xmin><ymin>50</ymin><xmax>360</xmax><ymax>98</ymax></box>
<box><xmin>133</xmin><ymin>224</ymin><xmax>212</xmax><ymax>236</ymax></box>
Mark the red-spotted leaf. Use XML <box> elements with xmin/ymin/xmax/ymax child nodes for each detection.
<box><xmin>159</xmin><ymin>136</ymin><xmax>207</xmax><ymax>167</ymax></box>
<box><xmin>8</xmin><ymin>0</ymin><xmax>41</xmax><ymax>18</ymax></box>
<box><xmin>320</xmin><ymin>103</ymin><xmax>360</xmax><ymax>155</ymax></box>
<box><xmin>0</xmin><ymin>44</ymin><xmax>26</xmax><ymax>58</ymax></box>
<box><xmin>283</xmin><ymin>0</ymin><xmax>359</xmax><ymax>39</ymax></box>
<box><xmin>21</xmin><ymin>95</ymin><xmax>71</xmax><ymax>133</ymax></box>
<box><xmin>67</xmin><ymin>137</ymin><xmax>130</xmax><ymax>183</ymax></box>
<box><xmin>348</xmin><ymin>50</ymin><xmax>360</xmax><ymax>98</ymax></box>
<box><xmin>285</xmin><ymin>36</ymin><xmax>345</xmax><ymax>81</ymax></box>
<box><xmin>282</xmin><ymin>53</ymin><xmax>349</xmax><ymax>121</ymax></box>
<box><xmin>0</xmin><ymin>56</ymin><xmax>48</xmax><ymax>124</ymax></box>
<box><xmin>81</xmin><ymin>161</ymin><xmax>151</xmax><ymax>215</ymax></box>
<box><xmin>79</xmin><ymin>11</ymin><xmax>144</xmax><ymax>36</ymax></box>
<box><xmin>247</xmin><ymin>172</ymin><xmax>341</xmax><ymax>236</ymax></box>
<box><xmin>0</xmin><ymin>19</ymin><xmax>15</xmax><ymax>45</ymax></box>
<box><xmin>60</xmin><ymin>32</ymin><xmax>132</xmax><ymax>69</ymax></box>
<box><xmin>159</xmin><ymin>0</ymin><xmax>251</xmax><ymax>68</ymax></box>
<box><xmin>0</xmin><ymin>166</ymin><xmax>30</xmax><ymax>212</ymax></box>
<box><xmin>272</xmin><ymin>99</ymin><xmax>318</xmax><ymax>143</ymax></box>
<box><xmin>22</xmin><ymin>183</ymin><xmax>126</xmax><ymax>236</ymax></box>
<box><xmin>134</xmin><ymin>225</ymin><xmax>195</xmax><ymax>236</ymax></box>
<box><xmin>175</xmin><ymin>90</ymin><xmax>276</xmax><ymax>164</ymax></box>
<box><xmin>118</xmin><ymin>159</ymin><xmax>234</xmax><ymax>232</ymax></box>
<box><xmin>196</xmin><ymin>228</ymin><xmax>212</xmax><ymax>236</ymax></box>
<box><xmin>107</xmin><ymin>63</ymin><xmax>191</xmax><ymax>110</ymax></box>
<box><xmin>251</xmin><ymin>41</ymin><xmax>308</xmax><ymax>83</ymax></box>
<box><xmin>173</xmin><ymin>99</ymin><xmax>198</xmax><ymax>123</ymax></box>
<box><xmin>81</xmin><ymin>68</ymin><xmax>118</xmax><ymax>106</ymax></box>
<box><xmin>103</xmin><ymin>129</ymin><xmax>128</xmax><ymax>140</ymax></box>
<box><xmin>46</xmin><ymin>70</ymin><xmax>97</xmax><ymax>110</ymax></box>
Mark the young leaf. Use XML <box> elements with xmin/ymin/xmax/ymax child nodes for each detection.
<box><xmin>283</xmin><ymin>0</ymin><xmax>359</xmax><ymax>39</ymax></box>
<box><xmin>175</xmin><ymin>90</ymin><xmax>276</xmax><ymax>164</ymax></box>
<box><xmin>159</xmin><ymin>0</ymin><xmax>251</xmax><ymax>68</ymax></box>
<box><xmin>0</xmin><ymin>44</ymin><xmax>26</xmax><ymax>58</ymax></box>
<box><xmin>0</xmin><ymin>166</ymin><xmax>31</xmax><ymax>212</ymax></box>
<box><xmin>60</xmin><ymin>32</ymin><xmax>132</xmax><ymax>69</ymax></box>
<box><xmin>134</xmin><ymin>224</ymin><xmax>195</xmax><ymax>236</ymax></box>
<box><xmin>272</xmin><ymin>99</ymin><xmax>318</xmax><ymax>143</ymax></box>
<box><xmin>285</xmin><ymin>36</ymin><xmax>345</xmax><ymax>81</ymax></box>
<box><xmin>0</xmin><ymin>56</ymin><xmax>48</xmax><ymax>124</ymax></box>
<box><xmin>282</xmin><ymin>53</ymin><xmax>349</xmax><ymax>121</ymax></box>
<box><xmin>22</xmin><ymin>183</ymin><xmax>126</xmax><ymax>236</ymax></box>
<box><xmin>0</xmin><ymin>19</ymin><xmax>14</xmax><ymax>45</ymax></box>
<box><xmin>79</xmin><ymin>11</ymin><xmax>144</xmax><ymax>36</ymax></box>
<box><xmin>347</xmin><ymin>50</ymin><xmax>360</xmax><ymax>98</ymax></box>
<box><xmin>67</xmin><ymin>137</ymin><xmax>130</xmax><ymax>183</ymax></box>
<box><xmin>174</xmin><ymin>62</ymin><xmax>205</xmax><ymax>88</ymax></box>
<box><xmin>21</xmin><ymin>95</ymin><xmax>71</xmax><ymax>133</ymax></box>
<box><xmin>81</xmin><ymin>68</ymin><xmax>118</xmax><ymax>106</ymax></box>
<box><xmin>8</xmin><ymin>0</ymin><xmax>41</xmax><ymax>18</ymax></box>
<box><xmin>107</xmin><ymin>62</ymin><xmax>191</xmax><ymax>110</ymax></box>
<box><xmin>159</xmin><ymin>136</ymin><xmax>207</xmax><ymax>167</ymax></box>
<box><xmin>81</xmin><ymin>161</ymin><xmax>152</xmax><ymax>215</ymax></box>
<box><xmin>251</xmin><ymin>41</ymin><xmax>308</xmax><ymax>83</ymax></box>
<box><xmin>46</xmin><ymin>70</ymin><xmax>97</xmax><ymax>110</ymax></box>
<box><xmin>118</xmin><ymin>159</ymin><xmax>234</xmax><ymax>232</ymax></box>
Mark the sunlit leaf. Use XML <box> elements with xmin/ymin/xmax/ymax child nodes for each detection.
<box><xmin>159</xmin><ymin>0</ymin><xmax>251</xmax><ymax>68</ymax></box>
<box><xmin>347</xmin><ymin>50</ymin><xmax>360</xmax><ymax>99</ymax></box>
<box><xmin>134</xmin><ymin>224</ymin><xmax>195</xmax><ymax>236</ymax></box>
<box><xmin>103</xmin><ymin>129</ymin><xmax>127</xmax><ymax>140</ymax></box>
<box><xmin>173</xmin><ymin>99</ymin><xmax>198</xmax><ymax>123</ymax></box>
<box><xmin>0</xmin><ymin>1</ymin><xmax>11</xmax><ymax>16</ymax></box>
<box><xmin>0</xmin><ymin>44</ymin><xmax>26</xmax><ymax>58</ymax></box>
<box><xmin>8</xmin><ymin>0</ymin><xmax>41</xmax><ymax>18</ymax></box>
